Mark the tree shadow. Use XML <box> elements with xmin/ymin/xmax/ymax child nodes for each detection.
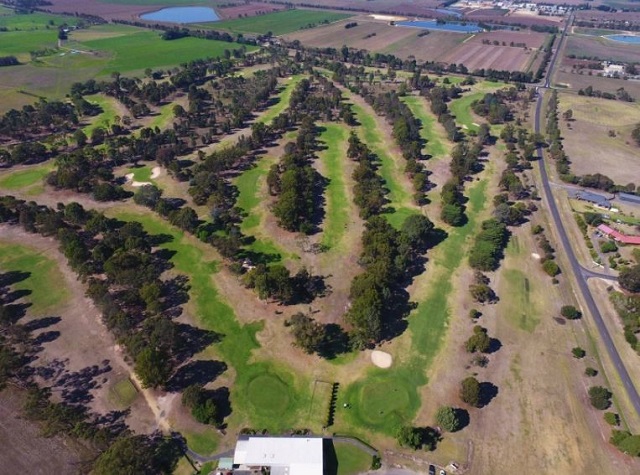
<box><xmin>207</xmin><ymin>386</ymin><xmax>232</xmax><ymax>427</ymax></box>
<box><xmin>0</xmin><ymin>270</ymin><xmax>31</xmax><ymax>288</ymax></box>
<box><xmin>32</xmin><ymin>330</ymin><xmax>60</xmax><ymax>345</ymax></box>
<box><xmin>23</xmin><ymin>316</ymin><xmax>61</xmax><ymax>332</ymax></box>
<box><xmin>453</xmin><ymin>408</ymin><xmax>470</xmax><ymax>432</ymax></box>
<box><xmin>165</xmin><ymin>360</ymin><xmax>227</xmax><ymax>392</ymax></box>
<box><xmin>2</xmin><ymin>288</ymin><xmax>32</xmax><ymax>304</ymax></box>
<box><xmin>318</xmin><ymin>324</ymin><xmax>351</xmax><ymax>360</ymax></box>
<box><xmin>478</xmin><ymin>382</ymin><xmax>499</xmax><ymax>408</ymax></box>
<box><xmin>174</xmin><ymin>323</ymin><xmax>222</xmax><ymax>362</ymax></box>
<box><xmin>487</xmin><ymin>337</ymin><xmax>502</xmax><ymax>354</ymax></box>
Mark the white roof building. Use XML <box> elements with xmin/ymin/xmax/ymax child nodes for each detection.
<box><xmin>233</xmin><ymin>436</ymin><xmax>324</xmax><ymax>475</ymax></box>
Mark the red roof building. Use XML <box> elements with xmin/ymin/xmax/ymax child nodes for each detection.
<box><xmin>597</xmin><ymin>224</ymin><xmax>640</xmax><ymax>245</ymax></box>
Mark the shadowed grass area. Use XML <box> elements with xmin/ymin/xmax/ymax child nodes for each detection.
<box><xmin>112</xmin><ymin>210</ymin><xmax>308</xmax><ymax>431</ymax></box>
<box><xmin>318</xmin><ymin>123</ymin><xmax>349</xmax><ymax>249</ymax></box>
<box><xmin>335</xmin><ymin>440</ymin><xmax>373</xmax><ymax>475</ymax></box>
<box><xmin>0</xmin><ymin>163</ymin><xmax>53</xmax><ymax>191</ymax></box>
<box><xmin>402</xmin><ymin>96</ymin><xmax>447</xmax><ymax>159</ymax></box>
<box><xmin>0</xmin><ymin>241</ymin><xmax>70</xmax><ymax>314</ymax></box>
<box><xmin>183</xmin><ymin>428</ymin><xmax>220</xmax><ymax>456</ymax></box>
<box><xmin>340</xmin><ymin>177</ymin><xmax>489</xmax><ymax>435</ymax></box>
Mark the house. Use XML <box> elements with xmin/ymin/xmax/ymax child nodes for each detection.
<box><xmin>569</xmin><ymin>189</ymin><xmax>612</xmax><ymax>209</ymax></box>
<box><xmin>597</xmin><ymin>224</ymin><xmax>640</xmax><ymax>245</ymax></box>
<box><xmin>232</xmin><ymin>436</ymin><xmax>324</xmax><ymax>475</ymax></box>
<box><xmin>603</xmin><ymin>62</ymin><xmax>625</xmax><ymax>77</ymax></box>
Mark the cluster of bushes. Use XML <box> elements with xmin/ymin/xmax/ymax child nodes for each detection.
<box><xmin>348</xmin><ymin>132</ymin><xmax>387</xmax><ymax>218</ymax></box>
<box><xmin>269</xmin><ymin>116</ymin><xmax>324</xmax><ymax>234</ymax></box>
<box><xmin>0</xmin><ymin>55</ymin><xmax>19</xmax><ymax>67</ymax></box>
<box><xmin>344</xmin><ymin>22</ymin><xmax>358</xmax><ymax>29</ymax></box>
<box><xmin>469</xmin><ymin>271</ymin><xmax>497</xmax><ymax>304</ymax></box>
<box><xmin>371</xmin><ymin>91</ymin><xmax>428</xmax><ymax>203</ymax></box>
<box><xmin>464</xmin><ymin>325</ymin><xmax>492</xmax><ymax>353</ymax></box>
<box><xmin>471</xmin><ymin>92</ymin><xmax>512</xmax><ymax>124</ymax></box>
<box><xmin>468</xmin><ymin>219</ymin><xmax>509</xmax><ymax>271</ymax></box>
<box><xmin>578</xmin><ymin>85</ymin><xmax>634</xmax><ymax>103</ymax></box>
<box><xmin>0</xmin><ymin>98</ymin><xmax>78</xmax><ymax>142</ymax></box>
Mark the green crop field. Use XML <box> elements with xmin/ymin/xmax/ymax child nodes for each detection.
<box><xmin>0</xmin><ymin>241</ymin><xmax>70</xmax><ymax>314</ymax></box>
<box><xmin>79</xmin><ymin>30</ymin><xmax>257</xmax><ymax>75</ymax></box>
<box><xmin>210</xmin><ymin>9</ymin><xmax>351</xmax><ymax>36</ymax></box>
<box><xmin>0</xmin><ymin>11</ymin><xmax>79</xmax><ymax>30</ymax></box>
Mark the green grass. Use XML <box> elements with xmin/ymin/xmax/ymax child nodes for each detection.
<box><xmin>112</xmin><ymin>211</ymin><xmax>308</xmax><ymax>432</ymax></box>
<box><xmin>0</xmin><ymin>29</ymin><xmax>59</xmax><ymax>60</ymax></box>
<box><xmin>450</xmin><ymin>92</ymin><xmax>483</xmax><ymax>132</ymax></box>
<box><xmin>0</xmin><ymin>11</ymin><xmax>79</xmax><ymax>30</ymax></box>
<box><xmin>108</xmin><ymin>378</ymin><xmax>138</xmax><ymax>408</ymax></box>
<box><xmin>0</xmin><ymin>163</ymin><xmax>53</xmax><ymax>190</ymax></box>
<box><xmin>234</xmin><ymin>154</ymin><xmax>291</xmax><ymax>261</ymax></box>
<box><xmin>256</xmin><ymin>75</ymin><xmax>305</xmax><ymax>125</ymax></box>
<box><xmin>318</xmin><ymin>123</ymin><xmax>349</xmax><ymax>249</ymax></box>
<box><xmin>79</xmin><ymin>31</ymin><xmax>257</xmax><ymax>75</ymax></box>
<box><xmin>0</xmin><ymin>241</ymin><xmax>70</xmax><ymax>314</ymax></box>
<box><xmin>334</xmin><ymin>441</ymin><xmax>372</xmax><ymax>475</ymax></box>
<box><xmin>130</xmin><ymin>165</ymin><xmax>153</xmax><ymax>182</ymax></box>
<box><xmin>82</xmin><ymin>94</ymin><xmax>118</xmax><ymax>136</ymax></box>
<box><xmin>184</xmin><ymin>428</ymin><xmax>220</xmax><ymax>456</ymax></box>
<box><xmin>350</xmin><ymin>100</ymin><xmax>417</xmax><ymax>228</ymax></box>
<box><xmin>501</xmin><ymin>269</ymin><xmax>539</xmax><ymax>332</ymax></box>
<box><xmin>401</xmin><ymin>96</ymin><xmax>447</xmax><ymax>159</ymax></box>
<box><xmin>341</xmin><ymin>177</ymin><xmax>489</xmax><ymax>435</ymax></box>
<box><xmin>208</xmin><ymin>9</ymin><xmax>351</xmax><ymax>36</ymax></box>
<box><xmin>148</xmin><ymin>101</ymin><xmax>176</xmax><ymax>130</ymax></box>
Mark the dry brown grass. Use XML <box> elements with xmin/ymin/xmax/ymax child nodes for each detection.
<box><xmin>558</xmin><ymin>92</ymin><xmax>640</xmax><ymax>185</ymax></box>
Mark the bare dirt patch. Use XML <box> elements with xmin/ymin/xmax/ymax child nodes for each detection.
<box><xmin>0</xmin><ymin>226</ymin><xmax>156</xmax><ymax>433</ymax></box>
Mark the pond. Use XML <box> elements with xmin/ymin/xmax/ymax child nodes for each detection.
<box><xmin>605</xmin><ymin>34</ymin><xmax>640</xmax><ymax>44</ymax></box>
<box><xmin>395</xmin><ymin>20</ymin><xmax>483</xmax><ymax>33</ymax></box>
<box><xmin>140</xmin><ymin>6</ymin><xmax>220</xmax><ymax>24</ymax></box>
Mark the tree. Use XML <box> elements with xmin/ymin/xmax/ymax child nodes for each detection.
<box><xmin>135</xmin><ymin>347</ymin><xmax>172</xmax><ymax>389</ymax></box>
<box><xmin>436</xmin><ymin>406</ymin><xmax>463</xmax><ymax>432</ymax></box>
<box><xmin>585</xmin><ymin>367</ymin><xmax>598</xmax><ymax>377</ymax></box>
<box><xmin>572</xmin><ymin>347</ymin><xmax>586</xmax><ymax>359</ymax></box>
<box><xmin>134</xmin><ymin>185</ymin><xmax>163</xmax><ymax>209</ymax></box>
<box><xmin>588</xmin><ymin>386</ymin><xmax>612</xmax><ymax>410</ymax></box>
<box><xmin>560</xmin><ymin>305</ymin><xmax>581</xmax><ymax>320</ymax></box>
<box><xmin>562</xmin><ymin>109</ymin><xmax>573</xmax><ymax>121</ymax></box>
<box><xmin>605</xmin><ymin>412</ymin><xmax>620</xmax><ymax>426</ymax></box>
<box><xmin>396</xmin><ymin>426</ymin><xmax>421</xmax><ymax>449</ymax></box>
<box><xmin>93</xmin><ymin>434</ymin><xmax>181</xmax><ymax>475</ymax></box>
<box><xmin>401</xmin><ymin>214</ymin><xmax>435</xmax><ymax>251</ymax></box>
<box><xmin>460</xmin><ymin>376</ymin><xmax>481</xmax><ymax>407</ymax></box>
<box><xmin>73</xmin><ymin>129</ymin><xmax>87</xmax><ymax>147</ymax></box>
<box><xmin>620</xmin><ymin>265</ymin><xmax>640</xmax><ymax>293</ymax></box>
<box><xmin>286</xmin><ymin>313</ymin><xmax>326</xmax><ymax>354</ymax></box>
<box><xmin>181</xmin><ymin>384</ymin><xmax>218</xmax><ymax>425</ymax></box>
<box><xmin>611</xmin><ymin>430</ymin><xmax>640</xmax><ymax>456</ymax></box>
<box><xmin>542</xmin><ymin>259</ymin><xmax>560</xmax><ymax>277</ymax></box>
<box><xmin>465</xmin><ymin>326</ymin><xmax>491</xmax><ymax>353</ymax></box>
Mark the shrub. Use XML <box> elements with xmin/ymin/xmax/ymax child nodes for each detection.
<box><xmin>465</xmin><ymin>326</ymin><xmax>491</xmax><ymax>353</ymax></box>
<box><xmin>604</xmin><ymin>412</ymin><xmax>620</xmax><ymax>426</ymax></box>
<box><xmin>561</xmin><ymin>305</ymin><xmax>581</xmax><ymax>320</ymax></box>
<box><xmin>435</xmin><ymin>406</ymin><xmax>463</xmax><ymax>432</ymax></box>
<box><xmin>469</xmin><ymin>309</ymin><xmax>481</xmax><ymax>319</ymax></box>
<box><xmin>572</xmin><ymin>347</ymin><xmax>586</xmax><ymax>358</ymax></box>
<box><xmin>611</xmin><ymin>430</ymin><xmax>640</xmax><ymax>456</ymax></box>
<box><xmin>588</xmin><ymin>386</ymin><xmax>612</xmax><ymax>410</ymax></box>
<box><xmin>601</xmin><ymin>241</ymin><xmax>618</xmax><ymax>253</ymax></box>
<box><xmin>585</xmin><ymin>367</ymin><xmax>598</xmax><ymax>377</ymax></box>
<box><xmin>542</xmin><ymin>259</ymin><xmax>560</xmax><ymax>277</ymax></box>
<box><xmin>460</xmin><ymin>377</ymin><xmax>481</xmax><ymax>407</ymax></box>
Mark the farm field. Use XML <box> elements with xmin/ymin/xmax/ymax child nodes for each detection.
<box><xmin>443</xmin><ymin>30</ymin><xmax>548</xmax><ymax>72</ymax></box>
<box><xmin>0</xmin><ymin>17</ymin><xmax>253</xmax><ymax>111</ymax></box>
<box><xmin>286</xmin><ymin>21</ymin><xmax>463</xmax><ymax>62</ymax></box>
<box><xmin>565</xmin><ymin>35</ymin><xmax>640</xmax><ymax>63</ymax></box>
<box><xmin>554</xmin><ymin>70</ymin><xmax>640</xmax><ymax>98</ymax></box>
<box><xmin>557</xmin><ymin>93</ymin><xmax>640</xmax><ymax>184</ymax></box>
<box><xmin>208</xmin><ymin>9</ymin><xmax>352</xmax><ymax>35</ymax></box>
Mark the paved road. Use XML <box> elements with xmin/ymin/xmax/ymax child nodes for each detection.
<box><xmin>534</xmin><ymin>13</ymin><xmax>640</xmax><ymax>417</ymax></box>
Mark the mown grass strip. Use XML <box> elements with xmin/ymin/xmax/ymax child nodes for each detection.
<box><xmin>318</xmin><ymin>123</ymin><xmax>349</xmax><ymax>249</ymax></box>
<box><xmin>401</xmin><ymin>96</ymin><xmax>448</xmax><ymax>159</ymax></box>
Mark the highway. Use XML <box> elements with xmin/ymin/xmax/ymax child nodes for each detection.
<box><xmin>534</xmin><ymin>14</ymin><xmax>640</xmax><ymax>416</ymax></box>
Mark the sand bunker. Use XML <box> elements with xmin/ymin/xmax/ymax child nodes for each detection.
<box><xmin>371</xmin><ymin>350</ymin><xmax>393</xmax><ymax>368</ymax></box>
<box><xmin>531</xmin><ymin>252</ymin><xmax>541</xmax><ymax>260</ymax></box>
<box><xmin>126</xmin><ymin>166</ymin><xmax>162</xmax><ymax>187</ymax></box>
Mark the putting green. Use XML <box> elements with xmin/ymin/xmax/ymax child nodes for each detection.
<box><xmin>246</xmin><ymin>373</ymin><xmax>292</xmax><ymax>416</ymax></box>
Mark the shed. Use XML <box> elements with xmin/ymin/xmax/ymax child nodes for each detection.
<box><xmin>233</xmin><ymin>436</ymin><xmax>324</xmax><ymax>475</ymax></box>
<box><xmin>618</xmin><ymin>192</ymin><xmax>640</xmax><ymax>206</ymax></box>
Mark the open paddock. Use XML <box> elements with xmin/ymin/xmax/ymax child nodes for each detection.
<box><xmin>554</xmin><ymin>70</ymin><xmax>640</xmax><ymax>99</ymax></box>
<box><xmin>210</xmin><ymin>9</ymin><xmax>352</xmax><ymax>35</ymax></box>
<box><xmin>216</xmin><ymin>3</ymin><xmax>284</xmax><ymax>20</ymax></box>
<box><xmin>558</xmin><ymin>93</ymin><xmax>640</xmax><ymax>185</ymax></box>
<box><xmin>566</xmin><ymin>35</ymin><xmax>640</xmax><ymax>63</ymax></box>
